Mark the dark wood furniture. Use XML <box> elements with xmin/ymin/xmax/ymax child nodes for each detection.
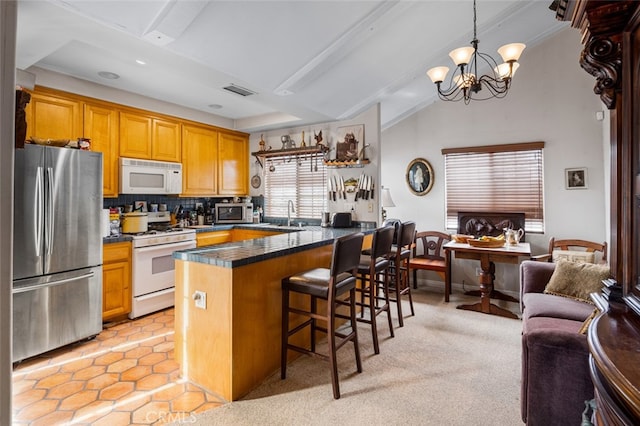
<box><xmin>444</xmin><ymin>241</ymin><xmax>531</xmax><ymax>319</ymax></box>
<box><xmin>352</xmin><ymin>226</ymin><xmax>395</xmax><ymax>355</ymax></box>
<box><xmin>408</xmin><ymin>231</ymin><xmax>451</xmax><ymax>300</ymax></box>
<box><xmin>554</xmin><ymin>1</ymin><xmax>640</xmax><ymax>423</ymax></box>
<box><xmin>280</xmin><ymin>232</ymin><xmax>365</xmax><ymax>399</ymax></box>
<box><xmin>388</xmin><ymin>221</ymin><xmax>416</xmax><ymax>327</ymax></box>
<box><xmin>457</xmin><ymin>212</ymin><xmax>525</xmax><ymax>240</ymax></box>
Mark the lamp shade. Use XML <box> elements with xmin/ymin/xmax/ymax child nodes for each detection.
<box><xmin>381</xmin><ymin>188</ymin><xmax>396</xmax><ymax>208</ymax></box>
<box><xmin>494</xmin><ymin>62</ymin><xmax>519</xmax><ymax>80</ymax></box>
<box><xmin>497</xmin><ymin>43</ymin><xmax>526</xmax><ymax>63</ymax></box>
<box><xmin>449</xmin><ymin>46</ymin><xmax>475</xmax><ymax>66</ymax></box>
<box><xmin>426</xmin><ymin>66</ymin><xmax>449</xmax><ymax>84</ymax></box>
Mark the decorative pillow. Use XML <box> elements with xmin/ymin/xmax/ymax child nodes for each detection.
<box><xmin>544</xmin><ymin>259</ymin><xmax>610</xmax><ymax>303</ymax></box>
<box><xmin>552</xmin><ymin>249</ymin><xmax>596</xmax><ymax>264</ymax></box>
<box><xmin>578</xmin><ymin>308</ymin><xmax>599</xmax><ymax>335</ymax></box>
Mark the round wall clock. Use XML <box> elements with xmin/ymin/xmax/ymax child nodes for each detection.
<box><xmin>406</xmin><ymin>158</ymin><xmax>434</xmax><ymax>196</ymax></box>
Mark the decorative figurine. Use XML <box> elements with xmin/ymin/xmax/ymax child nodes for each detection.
<box><xmin>300</xmin><ymin>131</ymin><xmax>306</xmax><ymax>147</ymax></box>
<box><xmin>259</xmin><ymin>133</ymin><xmax>266</xmax><ymax>151</ymax></box>
<box><xmin>314</xmin><ymin>130</ymin><xmax>324</xmax><ymax>147</ymax></box>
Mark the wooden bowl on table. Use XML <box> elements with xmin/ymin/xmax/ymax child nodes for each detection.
<box><xmin>467</xmin><ymin>238</ymin><xmax>505</xmax><ymax>248</ymax></box>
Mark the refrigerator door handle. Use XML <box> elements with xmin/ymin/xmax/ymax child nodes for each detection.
<box><xmin>35</xmin><ymin>166</ymin><xmax>44</xmax><ymax>258</ymax></box>
<box><xmin>45</xmin><ymin>167</ymin><xmax>54</xmax><ymax>255</ymax></box>
<box><xmin>13</xmin><ymin>271</ymin><xmax>95</xmax><ymax>294</ymax></box>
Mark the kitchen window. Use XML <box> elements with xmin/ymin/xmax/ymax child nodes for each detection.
<box><xmin>442</xmin><ymin>141</ymin><xmax>545</xmax><ymax>233</ymax></box>
<box><xmin>263</xmin><ymin>153</ymin><xmax>327</xmax><ymax>219</ymax></box>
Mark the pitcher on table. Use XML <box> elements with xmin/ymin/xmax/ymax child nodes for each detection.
<box><xmin>504</xmin><ymin>228</ymin><xmax>524</xmax><ymax>245</ymax></box>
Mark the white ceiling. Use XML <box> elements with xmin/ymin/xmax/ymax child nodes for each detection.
<box><xmin>16</xmin><ymin>0</ymin><xmax>567</xmax><ymax>133</ymax></box>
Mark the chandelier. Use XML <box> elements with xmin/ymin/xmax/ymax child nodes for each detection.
<box><xmin>426</xmin><ymin>0</ymin><xmax>525</xmax><ymax>104</ymax></box>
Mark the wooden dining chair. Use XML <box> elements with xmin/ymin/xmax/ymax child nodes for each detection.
<box><xmin>408</xmin><ymin>231</ymin><xmax>452</xmax><ymax>301</ymax></box>
<box><xmin>532</xmin><ymin>237</ymin><xmax>607</xmax><ymax>264</ymax></box>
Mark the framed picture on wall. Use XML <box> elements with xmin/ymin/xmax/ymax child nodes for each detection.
<box><xmin>565</xmin><ymin>167</ymin><xmax>588</xmax><ymax>190</ymax></box>
<box><xmin>406</xmin><ymin>158</ymin><xmax>434</xmax><ymax>196</ymax></box>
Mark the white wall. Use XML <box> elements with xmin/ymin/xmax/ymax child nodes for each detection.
<box><xmin>381</xmin><ymin>28</ymin><xmax>607</xmax><ymax>295</ymax></box>
<box><xmin>249</xmin><ymin>104</ymin><xmax>381</xmax><ymax>224</ymax></box>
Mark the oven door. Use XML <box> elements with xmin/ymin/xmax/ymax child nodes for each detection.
<box><xmin>132</xmin><ymin>240</ymin><xmax>196</xmax><ymax>297</ymax></box>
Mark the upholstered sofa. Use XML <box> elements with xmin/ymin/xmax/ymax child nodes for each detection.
<box><xmin>519</xmin><ymin>260</ymin><xmax>604</xmax><ymax>425</ymax></box>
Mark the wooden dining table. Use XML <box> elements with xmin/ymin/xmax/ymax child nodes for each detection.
<box><xmin>443</xmin><ymin>240</ymin><xmax>531</xmax><ymax>319</ymax></box>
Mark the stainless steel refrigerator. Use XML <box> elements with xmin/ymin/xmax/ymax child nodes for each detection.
<box><xmin>13</xmin><ymin>144</ymin><xmax>103</xmax><ymax>362</ymax></box>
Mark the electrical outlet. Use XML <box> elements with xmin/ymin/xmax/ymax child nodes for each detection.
<box><xmin>193</xmin><ymin>290</ymin><xmax>206</xmax><ymax>309</ymax></box>
<box><xmin>368</xmin><ymin>203</ymin><xmax>373</xmax><ymax>213</ymax></box>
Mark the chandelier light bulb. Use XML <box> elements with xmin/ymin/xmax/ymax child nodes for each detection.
<box><xmin>495</xmin><ymin>62</ymin><xmax>520</xmax><ymax>80</ymax></box>
<box><xmin>427</xmin><ymin>66</ymin><xmax>450</xmax><ymax>84</ymax></box>
<box><xmin>449</xmin><ymin>46</ymin><xmax>475</xmax><ymax>66</ymax></box>
<box><xmin>497</xmin><ymin>43</ymin><xmax>526</xmax><ymax>63</ymax></box>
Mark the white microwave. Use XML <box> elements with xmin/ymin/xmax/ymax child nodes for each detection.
<box><xmin>215</xmin><ymin>203</ymin><xmax>254</xmax><ymax>224</ymax></box>
<box><xmin>119</xmin><ymin>157</ymin><xmax>182</xmax><ymax>195</ymax></box>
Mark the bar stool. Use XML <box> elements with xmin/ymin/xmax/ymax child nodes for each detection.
<box><xmin>352</xmin><ymin>226</ymin><xmax>395</xmax><ymax>354</ymax></box>
<box><xmin>388</xmin><ymin>221</ymin><xmax>416</xmax><ymax>327</ymax></box>
<box><xmin>280</xmin><ymin>232</ymin><xmax>365</xmax><ymax>399</ymax></box>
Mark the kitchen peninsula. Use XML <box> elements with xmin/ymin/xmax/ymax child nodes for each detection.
<box><xmin>172</xmin><ymin>225</ymin><xmax>373</xmax><ymax>400</ymax></box>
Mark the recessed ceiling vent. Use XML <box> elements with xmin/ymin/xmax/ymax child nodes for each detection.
<box><xmin>223</xmin><ymin>84</ymin><xmax>256</xmax><ymax>97</ymax></box>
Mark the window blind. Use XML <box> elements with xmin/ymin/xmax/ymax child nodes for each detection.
<box><xmin>442</xmin><ymin>142</ymin><xmax>545</xmax><ymax>233</ymax></box>
<box><xmin>264</xmin><ymin>153</ymin><xmax>327</xmax><ymax>219</ymax></box>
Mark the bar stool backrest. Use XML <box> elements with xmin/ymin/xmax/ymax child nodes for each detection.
<box><xmin>372</xmin><ymin>226</ymin><xmax>396</xmax><ymax>259</ymax></box>
<box><xmin>330</xmin><ymin>232</ymin><xmax>365</xmax><ymax>277</ymax></box>
<box><xmin>398</xmin><ymin>221</ymin><xmax>416</xmax><ymax>251</ymax></box>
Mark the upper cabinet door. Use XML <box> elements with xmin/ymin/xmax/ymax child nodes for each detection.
<box><xmin>84</xmin><ymin>102</ymin><xmax>119</xmax><ymax>198</ymax></box>
<box><xmin>182</xmin><ymin>124</ymin><xmax>218</xmax><ymax>196</ymax></box>
<box><xmin>218</xmin><ymin>132</ymin><xmax>249</xmax><ymax>195</ymax></box>
<box><xmin>152</xmin><ymin>118</ymin><xmax>181</xmax><ymax>162</ymax></box>
<box><xmin>25</xmin><ymin>92</ymin><xmax>82</xmax><ymax>142</ymax></box>
<box><xmin>119</xmin><ymin>112</ymin><xmax>152</xmax><ymax>159</ymax></box>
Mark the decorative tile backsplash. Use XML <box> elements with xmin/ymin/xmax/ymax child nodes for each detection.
<box><xmin>104</xmin><ymin>194</ymin><xmax>264</xmax><ymax>215</ymax></box>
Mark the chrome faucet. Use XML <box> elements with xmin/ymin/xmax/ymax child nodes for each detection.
<box><xmin>287</xmin><ymin>200</ymin><xmax>295</xmax><ymax>227</ymax></box>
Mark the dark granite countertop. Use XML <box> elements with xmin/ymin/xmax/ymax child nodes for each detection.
<box><xmin>173</xmin><ymin>226</ymin><xmax>374</xmax><ymax>268</ymax></box>
<box><xmin>102</xmin><ymin>235</ymin><xmax>133</xmax><ymax>244</ymax></box>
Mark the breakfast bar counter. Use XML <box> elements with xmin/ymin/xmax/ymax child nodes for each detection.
<box><xmin>172</xmin><ymin>225</ymin><xmax>372</xmax><ymax>401</ymax></box>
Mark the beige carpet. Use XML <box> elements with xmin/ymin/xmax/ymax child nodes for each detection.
<box><xmin>182</xmin><ymin>288</ymin><xmax>523</xmax><ymax>426</ymax></box>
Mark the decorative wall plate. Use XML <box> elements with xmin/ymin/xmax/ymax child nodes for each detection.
<box><xmin>251</xmin><ymin>174</ymin><xmax>261</xmax><ymax>188</ymax></box>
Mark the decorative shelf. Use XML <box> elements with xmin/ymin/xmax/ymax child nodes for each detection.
<box><xmin>252</xmin><ymin>146</ymin><xmax>328</xmax><ymax>168</ymax></box>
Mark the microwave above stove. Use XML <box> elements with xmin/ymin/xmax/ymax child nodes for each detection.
<box><xmin>215</xmin><ymin>202</ymin><xmax>253</xmax><ymax>224</ymax></box>
<box><xmin>119</xmin><ymin>157</ymin><xmax>182</xmax><ymax>195</ymax></box>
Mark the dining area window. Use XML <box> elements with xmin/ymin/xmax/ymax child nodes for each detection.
<box><xmin>442</xmin><ymin>141</ymin><xmax>545</xmax><ymax>233</ymax></box>
<box><xmin>263</xmin><ymin>153</ymin><xmax>327</xmax><ymax>219</ymax></box>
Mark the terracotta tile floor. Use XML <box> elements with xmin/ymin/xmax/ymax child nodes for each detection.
<box><xmin>12</xmin><ymin>309</ymin><xmax>225</xmax><ymax>425</ymax></box>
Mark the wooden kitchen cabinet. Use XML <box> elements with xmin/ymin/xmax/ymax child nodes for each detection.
<box><xmin>196</xmin><ymin>231</ymin><xmax>232</xmax><ymax>247</ymax></box>
<box><xmin>84</xmin><ymin>102</ymin><xmax>119</xmax><ymax>198</ymax></box>
<box><xmin>218</xmin><ymin>132</ymin><xmax>249</xmax><ymax>195</ymax></box>
<box><xmin>119</xmin><ymin>111</ymin><xmax>180</xmax><ymax>162</ymax></box>
<box><xmin>182</xmin><ymin>124</ymin><xmax>218</xmax><ymax>196</ymax></box>
<box><xmin>102</xmin><ymin>242</ymin><xmax>132</xmax><ymax>321</ymax></box>
<box><xmin>24</xmin><ymin>89</ymin><xmax>82</xmax><ymax>142</ymax></box>
<box><xmin>153</xmin><ymin>118</ymin><xmax>181</xmax><ymax>162</ymax></box>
